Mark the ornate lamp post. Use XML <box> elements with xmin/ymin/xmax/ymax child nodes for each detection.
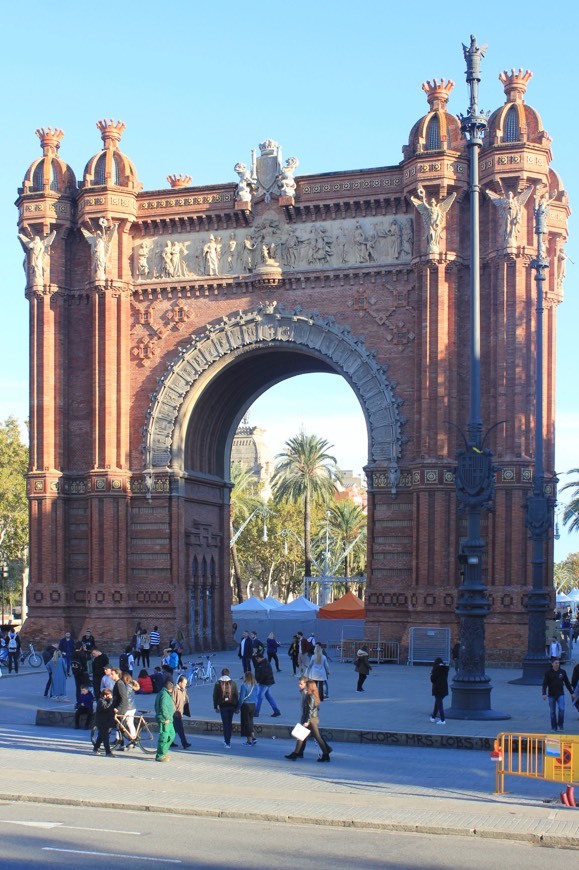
<box><xmin>448</xmin><ymin>36</ymin><xmax>508</xmax><ymax>720</ymax></box>
<box><xmin>514</xmin><ymin>187</ymin><xmax>556</xmax><ymax>684</ymax></box>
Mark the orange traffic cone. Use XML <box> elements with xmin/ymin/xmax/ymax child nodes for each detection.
<box><xmin>566</xmin><ymin>785</ymin><xmax>576</xmax><ymax>808</ymax></box>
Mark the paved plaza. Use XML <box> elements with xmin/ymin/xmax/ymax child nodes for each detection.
<box><xmin>1</xmin><ymin>651</ymin><xmax>578</xmax><ymax>847</ymax></box>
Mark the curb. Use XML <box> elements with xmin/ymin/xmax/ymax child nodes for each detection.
<box><xmin>35</xmin><ymin>709</ymin><xmax>495</xmax><ymax>752</ymax></box>
<box><xmin>0</xmin><ymin>791</ymin><xmax>577</xmax><ymax>848</ymax></box>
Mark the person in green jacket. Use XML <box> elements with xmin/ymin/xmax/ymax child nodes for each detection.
<box><xmin>154</xmin><ymin>679</ymin><xmax>176</xmax><ymax>761</ymax></box>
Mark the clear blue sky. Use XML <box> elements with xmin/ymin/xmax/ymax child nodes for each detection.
<box><xmin>0</xmin><ymin>1</ymin><xmax>577</xmax><ymax>561</ymax></box>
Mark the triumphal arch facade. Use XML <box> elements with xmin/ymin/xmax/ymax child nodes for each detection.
<box><xmin>17</xmin><ymin>72</ymin><xmax>569</xmax><ymax>658</ymax></box>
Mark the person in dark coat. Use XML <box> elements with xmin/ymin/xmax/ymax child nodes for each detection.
<box><xmin>354</xmin><ymin>649</ymin><xmax>371</xmax><ymax>692</ymax></box>
<box><xmin>92</xmin><ymin>688</ymin><xmax>116</xmax><ymax>756</ymax></box>
<box><xmin>429</xmin><ymin>657</ymin><xmax>449</xmax><ymax>725</ymax></box>
<box><xmin>253</xmin><ymin>654</ymin><xmax>281</xmax><ymax>717</ymax></box>
<box><xmin>91</xmin><ymin>650</ymin><xmax>109</xmax><ymax>694</ymax></box>
<box><xmin>542</xmin><ymin>659</ymin><xmax>573</xmax><ymax>731</ymax></box>
<box><xmin>238</xmin><ymin>631</ymin><xmax>254</xmax><ymax>674</ymax></box>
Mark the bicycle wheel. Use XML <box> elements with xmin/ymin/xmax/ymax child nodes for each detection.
<box><xmin>137</xmin><ymin>719</ymin><xmax>156</xmax><ymax>754</ymax></box>
<box><xmin>27</xmin><ymin>652</ymin><xmax>42</xmax><ymax>668</ymax></box>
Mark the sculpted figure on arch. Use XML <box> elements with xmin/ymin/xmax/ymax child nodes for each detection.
<box><xmin>81</xmin><ymin>217</ymin><xmax>118</xmax><ymax>282</ymax></box>
<box><xmin>485</xmin><ymin>184</ymin><xmax>534</xmax><ymax>249</ymax></box>
<box><xmin>18</xmin><ymin>230</ymin><xmax>56</xmax><ymax>285</ymax></box>
<box><xmin>409</xmin><ymin>187</ymin><xmax>456</xmax><ymax>256</ymax></box>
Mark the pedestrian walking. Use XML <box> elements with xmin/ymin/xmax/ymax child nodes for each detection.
<box><xmin>92</xmin><ymin>688</ymin><xmax>116</xmax><ymax>756</ymax></box>
<box><xmin>542</xmin><ymin>659</ymin><xmax>573</xmax><ymax>731</ymax></box>
<box><xmin>71</xmin><ymin>641</ymin><xmax>89</xmax><ymax>704</ymax></box>
<box><xmin>253</xmin><ymin>653</ymin><xmax>281</xmax><ymax>718</ymax></box>
<box><xmin>155</xmin><ymin>679</ymin><xmax>176</xmax><ymax>761</ymax></box>
<box><xmin>286</xmin><ymin>680</ymin><xmax>332</xmax><ymax>763</ymax></box>
<box><xmin>306</xmin><ymin>644</ymin><xmax>330</xmax><ymax>701</ymax></box>
<box><xmin>266</xmin><ymin>632</ymin><xmax>282</xmax><ymax>672</ymax></box>
<box><xmin>172</xmin><ymin>675</ymin><xmax>192</xmax><ymax>748</ymax></box>
<box><xmin>429</xmin><ymin>657</ymin><xmax>449</xmax><ymax>725</ymax></box>
<box><xmin>297</xmin><ymin>631</ymin><xmax>310</xmax><ymax>675</ymax></box>
<box><xmin>140</xmin><ymin>630</ymin><xmax>151</xmax><ymax>669</ymax></box>
<box><xmin>42</xmin><ymin>644</ymin><xmax>57</xmax><ymax>697</ymax></box>
<box><xmin>288</xmin><ymin>635</ymin><xmax>300</xmax><ymax>675</ymax></box>
<box><xmin>354</xmin><ymin>648</ymin><xmax>371</xmax><ymax>692</ymax></box>
<box><xmin>237</xmin><ymin>671</ymin><xmax>257</xmax><ymax>746</ymax></box>
<box><xmin>91</xmin><ymin>649</ymin><xmax>109</xmax><ymax>693</ymax></box>
<box><xmin>113</xmin><ymin>671</ymin><xmax>140</xmax><ymax>750</ymax></box>
<box><xmin>548</xmin><ymin>635</ymin><xmax>562</xmax><ymax>660</ymax></box>
<box><xmin>285</xmin><ymin>676</ymin><xmax>309</xmax><ymax>759</ymax></box>
<box><xmin>213</xmin><ymin>668</ymin><xmax>239</xmax><ymax>748</ymax></box>
<box><xmin>238</xmin><ymin>630</ymin><xmax>254</xmax><ymax>674</ymax></box>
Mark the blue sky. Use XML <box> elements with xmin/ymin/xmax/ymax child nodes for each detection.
<box><xmin>1</xmin><ymin>1</ymin><xmax>577</xmax><ymax>560</ymax></box>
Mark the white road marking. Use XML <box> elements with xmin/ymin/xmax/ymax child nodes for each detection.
<box><xmin>43</xmin><ymin>848</ymin><xmax>181</xmax><ymax>862</ymax></box>
<box><xmin>0</xmin><ymin>820</ymin><xmax>140</xmax><ymax>834</ymax></box>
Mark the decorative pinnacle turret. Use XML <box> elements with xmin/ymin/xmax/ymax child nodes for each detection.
<box><xmin>35</xmin><ymin>127</ymin><xmax>64</xmax><ymax>156</ymax></box>
<box><xmin>499</xmin><ymin>69</ymin><xmax>533</xmax><ymax>102</ymax></box>
<box><xmin>422</xmin><ymin>78</ymin><xmax>454</xmax><ymax>110</ymax></box>
<box><xmin>167</xmin><ymin>174</ymin><xmax>192</xmax><ymax>189</ymax></box>
<box><xmin>96</xmin><ymin>119</ymin><xmax>126</xmax><ymax>149</ymax></box>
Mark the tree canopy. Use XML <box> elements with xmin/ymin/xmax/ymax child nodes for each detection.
<box><xmin>0</xmin><ymin>417</ymin><xmax>28</xmax><ymax>560</ymax></box>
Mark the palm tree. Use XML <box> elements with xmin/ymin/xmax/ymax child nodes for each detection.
<box><xmin>327</xmin><ymin>500</ymin><xmax>367</xmax><ymax>577</ymax></box>
<box><xmin>271</xmin><ymin>432</ymin><xmax>340</xmax><ymax>578</ymax></box>
<box><xmin>229</xmin><ymin>462</ymin><xmax>260</xmax><ymax>603</ymax></box>
<box><xmin>561</xmin><ymin>469</ymin><xmax>579</xmax><ymax>533</ymax></box>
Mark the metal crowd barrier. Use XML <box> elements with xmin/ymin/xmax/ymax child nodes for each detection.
<box><xmin>493</xmin><ymin>731</ymin><xmax>579</xmax><ymax>795</ymax></box>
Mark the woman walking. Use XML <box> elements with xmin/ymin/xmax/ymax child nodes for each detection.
<box><xmin>48</xmin><ymin>650</ymin><xmax>69</xmax><ymax>701</ymax></box>
<box><xmin>286</xmin><ymin>680</ymin><xmax>332</xmax><ymax>762</ymax></box>
<box><xmin>307</xmin><ymin>644</ymin><xmax>330</xmax><ymax>701</ymax></box>
<box><xmin>237</xmin><ymin>671</ymin><xmax>257</xmax><ymax>746</ymax></box>
<box><xmin>354</xmin><ymin>648</ymin><xmax>371</xmax><ymax>692</ymax></box>
<box><xmin>213</xmin><ymin>668</ymin><xmax>239</xmax><ymax>749</ymax></box>
<box><xmin>429</xmin><ymin>657</ymin><xmax>449</xmax><ymax>725</ymax></box>
<box><xmin>266</xmin><ymin>632</ymin><xmax>282</xmax><ymax>672</ymax></box>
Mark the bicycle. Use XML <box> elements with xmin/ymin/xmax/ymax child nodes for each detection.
<box><xmin>181</xmin><ymin>654</ymin><xmax>216</xmax><ymax>687</ymax></box>
<box><xmin>20</xmin><ymin>642</ymin><xmax>42</xmax><ymax>668</ymax></box>
<box><xmin>91</xmin><ymin>710</ymin><xmax>156</xmax><ymax>754</ymax></box>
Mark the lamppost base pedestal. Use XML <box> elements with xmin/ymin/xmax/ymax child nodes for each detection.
<box><xmin>510</xmin><ymin>655</ymin><xmax>552</xmax><ymax>686</ymax></box>
<box><xmin>447</xmin><ymin>683</ymin><xmax>510</xmax><ymax>720</ymax></box>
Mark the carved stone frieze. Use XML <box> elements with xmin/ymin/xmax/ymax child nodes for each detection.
<box><xmin>132</xmin><ymin>214</ymin><xmax>414</xmax><ymax>281</ymax></box>
<box><xmin>145</xmin><ymin>303</ymin><xmax>405</xmax><ymax>487</ymax></box>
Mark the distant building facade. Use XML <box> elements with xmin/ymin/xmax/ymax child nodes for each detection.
<box><xmin>17</xmin><ymin>70</ymin><xmax>568</xmax><ymax>659</ymax></box>
<box><xmin>231</xmin><ymin>417</ymin><xmax>274</xmax><ymax>500</ymax></box>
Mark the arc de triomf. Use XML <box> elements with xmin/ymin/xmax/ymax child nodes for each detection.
<box><xmin>17</xmin><ymin>71</ymin><xmax>569</xmax><ymax>660</ymax></box>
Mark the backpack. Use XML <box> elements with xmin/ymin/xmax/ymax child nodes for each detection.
<box><xmin>220</xmin><ymin>680</ymin><xmax>232</xmax><ymax>705</ymax></box>
<box><xmin>119</xmin><ymin>652</ymin><xmax>130</xmax><ymax>672</ymax></box>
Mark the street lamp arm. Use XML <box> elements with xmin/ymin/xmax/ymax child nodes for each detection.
<box><xmin>328</xmin><ymin>530</ymin><xmax>367</xmax><ymax>577</ymax></box>
<box><xmin>230</xmin><ymin>505</ymin><xmax>271</xmax><ymax>548</ymax></box>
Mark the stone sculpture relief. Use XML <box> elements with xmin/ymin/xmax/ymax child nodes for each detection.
<box><xmin>409</xmin><ymin>187</ymin><xmax>456</xmax><ymax>255</ymax></box>
<box><xmin>233</xmin><ymin>140</ymin><xmax>299</xmax><ymax>204</ymax></box>
<box><xmin>486</xmin><ymin>184</ymin><xmax>534</xmax><ymax>249</ymax></box>
<box><xmin>132</xmin><ymin>214</ymin><xmax>414</xmax><ymax>281</ymax></box>
<box><xmin>81</xmin><ymin>218</ymin><xmax>118</xmax><ymax>282</ymax></box>
<box><xmin>18</xmin><ymin>230</ymin><xmax>56</xmax><ymax>285</ymax></box>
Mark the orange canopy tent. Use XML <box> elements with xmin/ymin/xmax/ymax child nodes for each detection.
<box><xmin>317</xmin><ymin>590</ymin><xmax>366</xmax><ymax>620</ymax></box>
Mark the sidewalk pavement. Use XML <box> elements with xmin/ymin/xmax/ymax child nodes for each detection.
<box><xmin>1</xmin><ymin>652</ymin><xmax>579</xmax><ymax>846</ymax></box>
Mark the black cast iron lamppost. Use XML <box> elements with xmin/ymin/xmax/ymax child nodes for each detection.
<box><xmin>447</xmin><ymin>36</ymin><xmax>508</xmax><ymax>720</ymax></box>
<box><xmin>513</xmin><ymin>186</ymin><xmax>556</xmax><ymax>684</ymax></box>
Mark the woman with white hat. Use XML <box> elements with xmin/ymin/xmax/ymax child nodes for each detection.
<box><xmin>354</xmin><ymin>648</ymin><xmax>371</xmax><ymax>692</ymax></box>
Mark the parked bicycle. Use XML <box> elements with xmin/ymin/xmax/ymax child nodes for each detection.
<box><xmin>20</xmin><ymin>642</ymin><xmax>42</xmax><ymax>668</ymax></box>
<box><xmin>91</xmin><ymin>710</ymin><xmax>155</xmax><ymax>754</ymax></box>
<box><xmin>180</xmin><ymin>653</ymin><xmax>216</xmax><ymax>687</ymax></box>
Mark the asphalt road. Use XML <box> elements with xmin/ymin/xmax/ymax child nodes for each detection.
<box><xmin>0</xmin><ymin>801</ymin><xmax>575</xmax><ymax>870</ymax></box>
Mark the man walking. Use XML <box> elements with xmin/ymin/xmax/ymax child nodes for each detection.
<box><xmin>542</xmin><ymin>659</ymin><xmax>573</xmax><ymax>732</ymax></box>
<box><xmin>254</xmin><ymin>653</ymin><xmax>281</xmax><ymax>718</ymax></box>
<box><xmin>238</xmin><ymin>630</ymin><xmax>253</xmax><ymax>674</ymax></box>
<box><xmin>149</xmin><ymin>626</ymin><xmax>161</xmax><ymax>657</ymax></box>
<box><xmin>59</xmin><ymin>631</ymin><xmax>75</xmax><ymax>677</ymax></box>
<box><xmin>7</xmin><ymin>628</ymin><xmax>21</xmax><ymax>674</ymax></box>
<box><xmin>155</xmin><ymin>679</ymin><xmax>176</xmax><ymax>761</ymax></box>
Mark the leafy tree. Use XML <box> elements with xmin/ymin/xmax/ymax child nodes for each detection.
<box><xmin>0</xmin><ymin>417</ymin><xmax>29</xmax><ymax>619</ymax></box>
<box><xmin>554</xmin><ymin>553</ymin><xmax>579</xmax><ymax>593</ymax></box>
<box><xmin>326</xmin><ymin>500</ymin><xmax>367</xmax><ymax>577</ymax></box>
<box><xmin>229</xmin><ymin>462</ymin><xmax>261</xmax><ymax>603</ymax></box>
<box><xmin>271</xmin><ymin>432</ymin><xmax>341</xmax><ymax>578</ymax></box>
<box><xmin>560</xmin><ymin>470</ymin><xmax>579</xmax><ymax>533</ymax></box>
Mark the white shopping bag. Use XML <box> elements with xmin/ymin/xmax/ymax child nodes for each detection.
<box><xmin>291</xmin><ymin>723</ymin><xmax>311</xmax><ymax>741</ymax></box>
